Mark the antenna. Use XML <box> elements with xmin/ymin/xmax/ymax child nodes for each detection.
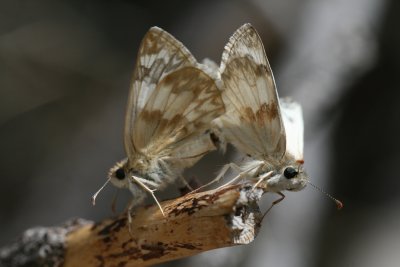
<box><xmin>91</xmin><ymin>178</ymin><xmax>111</xmax><ymax>206</ymax></box>
<box><xmin>307</xmin><ymin>181</ymin><xmax>343</xmax><ymax>210</ymax></box>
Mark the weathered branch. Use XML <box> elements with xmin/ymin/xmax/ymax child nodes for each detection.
<box><xmin>0</xmin><ymin>184</ymin><xmax>264</xmax><ymax>267</ymax></box>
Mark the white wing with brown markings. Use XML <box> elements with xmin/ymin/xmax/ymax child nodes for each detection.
<box><xmin>124</xmin><ymin>26</ymin><xmax>224</xmax><ymax>166</ymax></box>
<box><xmin>218</xmin><ymin>23</ymin><xmax>286</xmax><ymax>160</ymax></box>
<box><xmin>124</xmin><ymin>26</ymin><xmax>197</xmax><ymax>156</ymax></box>
<box><xmin>135</xmin><ymin>66</ymin><xmax>224</xmax><ymax>158</ymax></box>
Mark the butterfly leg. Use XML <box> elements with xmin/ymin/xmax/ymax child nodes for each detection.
<box><xmin>127</xmin><ymin>198</ymin><xmax>136</xmax><ymax>236</ymax></box>
<box><xmin>252</xmin><ymin>171</ymin><xmax>274</xmax><ymax>189</ymax></box>
<box><xmin>179</xmin><ymin>175</ymin><xmax>193</xmax><ymax>191</ymax></box>
<box><xmin>130</xmin><ymin>175</ymin><xmax>166</xmax><ymax>217</ymax></box>
<box><xmin>215</xmin><ymin>169</ymin><xmax>248</xmax><ymax>190</ymax></box>
<box><xmin>215</xmin><ymin>162</ymin><xmax>266</xmax><ymax>190</ymax></box>
<box><xmin>262</xmin><ymin>192</ymin><xmax>285</xmax><ymax>220</ymax></box>
<box><xmin>111</xmin><ymin>189</ymin><xmax>120</xmax><ymax>215</ymax></box>
<box><xmin>190</xmin><ymin>163</ymin><xmax>242</xmax><ymax>194</ymax></box>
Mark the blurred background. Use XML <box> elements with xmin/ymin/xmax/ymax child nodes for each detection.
<box><xmin>0</xmin><ymin>0</ymin><xmax>399</xmax><ymax>266</ymax></box>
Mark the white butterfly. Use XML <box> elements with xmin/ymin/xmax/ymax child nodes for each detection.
<box><xmin>92</xmin><ymin>27</ymin><xmax>225</xmax><ymax>218</ymax></box>
<box><xmin>201</xmin><ymin>23</ymin><xmax>308</xmax><ymax>202</ymax></box>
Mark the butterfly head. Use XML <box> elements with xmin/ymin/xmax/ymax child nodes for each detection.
<box><xmin>108</xmin><ymin>158</ymin><xmax>130</xmax><ymax>189</ymax></box>
<box><xmin>265</xmin><ymin>163</ymin><xmax>308</xmax><ymax>192</ymax></box>
<box><xmin>91</xmin><ymin>158</ymin><xmax>130</xmax><ymax>206</ymax></box>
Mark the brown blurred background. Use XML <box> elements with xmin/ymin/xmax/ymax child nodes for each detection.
<box><xmin>1</xmin><ymin>0</ymin><xmax>399</xmax><ymax>266</ymax></box>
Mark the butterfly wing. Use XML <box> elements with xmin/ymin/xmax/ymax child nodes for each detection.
<box><xmin>280</xmin><ymin>98</ymin><xmax>304</xmax><ymax>162</ymax></box>
<box><xmin>125</xmin><ymin>27</ymin><xmax>224</xmax><ymax>166</ymax></box>
<box><xmin>135</xmin><ymin>66</ymin><xmax>224</xmax><ymax>157</ymax></box>
<box><xmin>124</xmin><ymin>26</ymin><xmax>197</xmax><ymax>156</ymax></box>
<box><xmin>218</xmin><ymin>23</ymin><xmax>286</xmax><ymax>160</ymax></box>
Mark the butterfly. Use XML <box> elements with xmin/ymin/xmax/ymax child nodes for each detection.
<box><xmin>197</xmin><ymin>23</ymin><xmax>308</xmax><ymax>205</ymax></box>
<box><xmin>92</xmin><ymin>26</ymin><xmax>225</xmax><ymax>220</ymax></box>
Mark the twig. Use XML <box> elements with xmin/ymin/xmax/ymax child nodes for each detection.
<box><xmin>0</xmin><ymin>184</ymin><xmax>264</xmax><ymax>267</ymax></box>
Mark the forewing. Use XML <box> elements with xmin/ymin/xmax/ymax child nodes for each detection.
<box><xmin>124</xmin><ymin>26</ymin><xmax>197</xmax><ymax>157</ymax></box>
<box><xmin>219</xmin><ymin>23</ymin><xmax>286</xmax><ymax>159</ymax></box>
<box><xmin>133</xmin><ymin>66</ymin><xmax>224</xmax><ymax>162</ymax></box>
<box><xmin>280</xmin><ymin>98</ymin><xmax>304</xmax><ymax>162</ymax></box>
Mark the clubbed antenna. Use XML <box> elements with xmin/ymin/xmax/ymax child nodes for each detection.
<box><xmin>307</xmin><ymin>181</ymin><xmax>343</xmax><ymax>210</ymax></box>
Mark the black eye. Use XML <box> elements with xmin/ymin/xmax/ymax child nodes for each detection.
<box><xmin>284</xmin><ymin>167</ymin><xmax>298</xmax><ymax>179</ymax></box>
<box><xmin>115</xmin><ymin>168</ymin><xmax>125</xmax><ymax>180</ymax></box>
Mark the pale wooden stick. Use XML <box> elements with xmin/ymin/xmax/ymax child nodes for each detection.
<box><xmin>0</xmin><ymin>184</ymin><xmax>265</xmax><ymax>267</ymax></box>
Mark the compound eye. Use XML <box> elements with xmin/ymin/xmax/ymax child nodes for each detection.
<box><xmin>115</xmin><ymin>168</ymin><xmax>126</xmax><ymax>180</ymax></box>
<box><xmin>284</xmin><ymin>167</ymin><xmax>298</xmax><ymax>179</ymax></box>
